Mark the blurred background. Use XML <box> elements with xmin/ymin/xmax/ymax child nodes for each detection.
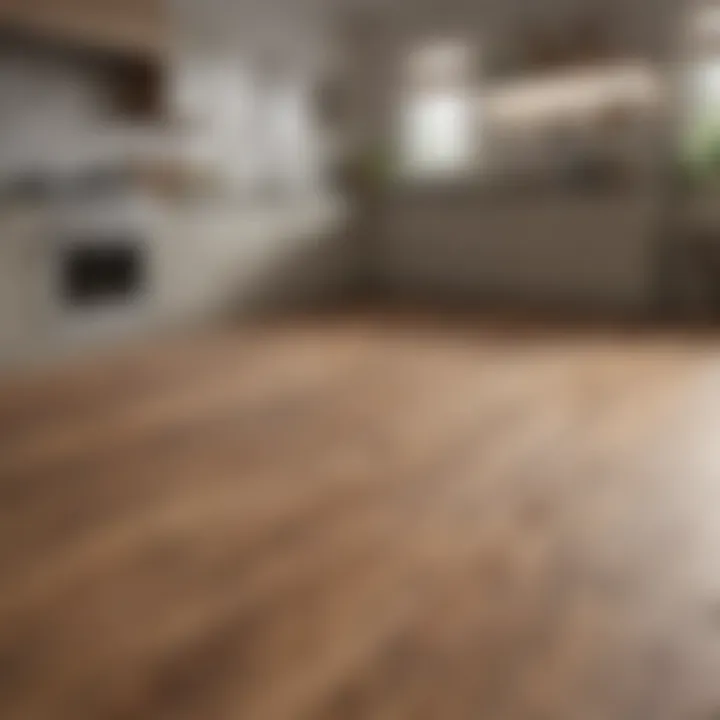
<box><xmin>0</xmin><ymin>0</ymin><xmax>718</xmax><ymax>367</ymax></box>
<box><xmin>8</xmin><ymin>3</ymin><xmax>720</xmax><ymax>719</ymax></box>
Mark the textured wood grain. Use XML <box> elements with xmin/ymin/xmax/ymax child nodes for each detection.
<box><xmin>2</xmin><ymin>312</ymin><xmax>720</xmax><ymax>720</ymax></box>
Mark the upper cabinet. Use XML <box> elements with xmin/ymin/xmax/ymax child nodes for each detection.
<box><xmin>0</xmin><ymin>0</ymin><xmax>168</xmax><ymax>57</ymax></box>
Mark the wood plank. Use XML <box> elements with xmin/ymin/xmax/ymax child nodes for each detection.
<box><xmin>1</xmin><ymin>312</ymin><xmax>720</xmax><ymax>719</ymax></box>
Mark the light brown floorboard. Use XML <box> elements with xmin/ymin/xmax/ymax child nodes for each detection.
<box><xmin>2</xmin><ymin>313</ymin><xmax>720</xmax><ymax>719</ymax></box>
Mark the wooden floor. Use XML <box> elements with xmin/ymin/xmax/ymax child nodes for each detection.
<box><xmin>4</xmin><ymin>311</ymin><xmax>720</xmax><ymax>719</ymax></box>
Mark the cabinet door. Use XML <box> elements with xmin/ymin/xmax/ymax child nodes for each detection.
<box><xmin>0</xmin><ymin>221</ymin><xmax>53</xmax><ymax>366</ymax></box>
<box><xmin>0</xmin><ymin>235</ymin><xmax>30</xmax><ymax>364</ymax></box>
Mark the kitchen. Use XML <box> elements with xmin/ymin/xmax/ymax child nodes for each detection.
<box><xmin>0</xmin><ymin>0</ymin><xmax>345</xmax><ymax>368</ymax></box>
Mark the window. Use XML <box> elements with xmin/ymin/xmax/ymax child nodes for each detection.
<box><xmin>685</xmin><ymin>59</ymin><xmax>720</xmax><ymax>182</ymax></box>
<box><xmin>399</xmin><ymin>41</ymin><xmax>478</xmax><ymax>180</ymax></box>
<box><xmin>686</xmin><ymin>5</ymin><xmax>720</xmax><ymax>182</ymax></box>
<box><xmin>692</xmin><ymin>60</ymin><xmax>720</xmax><ymax>119</ymax></box>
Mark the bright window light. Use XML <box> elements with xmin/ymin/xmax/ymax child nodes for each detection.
<box><xmin>694</xmin><ymin>61</ymin><xmax>720</xmax><ymax>113</ymax></box>
<box><xmin>399</xmin><ymin>40</ymin><xmax>477</xmax><ymax>180</ymax></box>
<box><xmin>400</xmin><ymin>92</ymin><xmax>475</xmax><ymax>177</ymax></box>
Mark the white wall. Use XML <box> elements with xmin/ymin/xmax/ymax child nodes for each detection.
<box><xmin>164</xmin><ymin>0</ymin><xmax>346</xmax><ymax>314</ymax></box>
<box><xmin>170</xmin><ymin>0</ymin><xmax>329</xmax><ymax>190</ymax></box>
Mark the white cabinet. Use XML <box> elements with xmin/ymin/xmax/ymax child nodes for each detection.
<box><xmin>0</xmin><ymin>215</ymin><xmax>49</xmax><ymax>366</ymax></box>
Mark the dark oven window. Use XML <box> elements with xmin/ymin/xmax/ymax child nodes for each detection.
<box><xmin>62</xmin><ymin>242</ymin><xmax>145</xmax><ymax>307</ymax></box>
